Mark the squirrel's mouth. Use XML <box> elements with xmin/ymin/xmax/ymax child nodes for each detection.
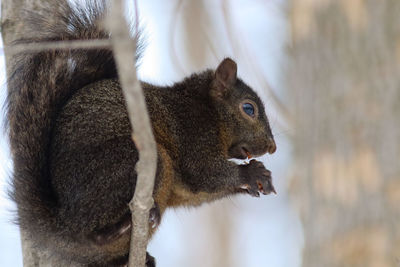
<box><xmin>240</xmin><ymin>147</ymin><xmax>252</xmax><ymax>159</ymax></box>
<box><xmin>228</xmin><ymin>144</ymin><xmax>256</xmax><ymax>160</ymax></box>
<box><xmin>228</xmin><ymin>141</ymin><xmax>275</xmax><ymax>160</ymax></box>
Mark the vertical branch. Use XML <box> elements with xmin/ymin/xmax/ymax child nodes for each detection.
<box><xmin>106</xmin><ymin>1</ymin><xmax>157</xmax><ymax>267</ymax></box>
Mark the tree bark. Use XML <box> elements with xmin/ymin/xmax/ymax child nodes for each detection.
<box><xmin>287</xmin><ymin>1</ymin><xmax>400</xmax><ymax>266</ymax></box>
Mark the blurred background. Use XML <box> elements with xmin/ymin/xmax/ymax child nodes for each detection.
<box><xmin>1</xmin><ymin>0</ymin><xmax>399</xmax><ymax>266</ymax></box>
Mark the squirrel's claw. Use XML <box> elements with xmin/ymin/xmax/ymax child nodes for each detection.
<box><xmin>149</xmin><ymin>203</ymin><xmax>161</xmax><ymax>229</ymax></box>
<box><xmin>239</xmin><ymin>184</ymin><xmax>259</xmax><ymax>197</ymax></box>
<box><xmin>259</xmin><ymin>172</ymin><xmax>277</xmax><ymax>195</ymax></box>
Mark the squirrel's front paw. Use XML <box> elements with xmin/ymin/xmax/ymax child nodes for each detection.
<box><xmin>238</xmin><ymin>159</ymin><xmax>276</xmax><ymax>197</ymax></box>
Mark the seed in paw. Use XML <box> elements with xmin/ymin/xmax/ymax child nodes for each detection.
<box><xmin>257</xmin><ymin>182</ymin><xmax>265</xmax><ymax>194</ymax></box>
<box><xmin>246</xmin><ymin>151</ymin><xmax>252</xmax><ymax>159</ymax></box>
<box><xmin>240</xmin><ymin>184</ymin><xmax>250</xmax><ymax>190</ymax></box>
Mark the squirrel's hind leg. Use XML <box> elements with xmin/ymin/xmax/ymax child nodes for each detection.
<box><xmin>88</xmin><ymin>203</ymin><xmax>161</xmax><ymax>246</ymax></box>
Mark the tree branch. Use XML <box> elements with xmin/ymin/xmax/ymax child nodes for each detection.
<box><xmin>106</xmin><ymin>1</ymin><xmax>157</xmax><ymax>267</ymax></box>
<box><xmin>2</xmin><ymin>39</ymin><xmax>111</xmax><ymax>55</ymax></box>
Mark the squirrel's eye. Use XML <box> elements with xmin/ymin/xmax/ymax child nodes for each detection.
<box><xmin>242</xmin><ymin>103</ymin><xmax>255</xmax><ymax>117</ymax></box>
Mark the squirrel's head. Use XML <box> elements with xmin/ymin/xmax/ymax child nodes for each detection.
<box><xmin>210</xmin><ymin>58</ymin><xmax>276</xmax><ymax>159</ymax></box>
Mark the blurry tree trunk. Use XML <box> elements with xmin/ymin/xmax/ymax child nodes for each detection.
<box><xmin>179</xmin><ymin>0</ymin><xmax>217</xmax><ymax>70</ymax></box>
<box><xmin>288</xmin><ymin>1</ymin><xmax>400</xmax><ymax>266</ymax></box>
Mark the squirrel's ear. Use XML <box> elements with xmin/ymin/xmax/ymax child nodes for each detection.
<box><xmin>212</xmin><ymin>58</ymin><xmax>237</xmax><ymax>99</ymax></box>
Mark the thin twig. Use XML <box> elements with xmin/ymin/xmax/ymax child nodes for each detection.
<box><xmin>1</xmin><ymin>39</ymin><xmax>111</xmax><ymax>55</ymax></box>
<box><xmin>106</xmin><ymin>1</ymin><xmax>157</xmax><ymax>267</ymax></box>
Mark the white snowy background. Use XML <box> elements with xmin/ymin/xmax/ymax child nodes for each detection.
<box><xmin>0</xmin><ymin>0</ymin><xmax>303</xmax><ymax>266</ymax></box>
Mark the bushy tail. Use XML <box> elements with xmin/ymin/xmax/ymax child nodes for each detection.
<box><xmin>5</xmin><ymin>0</ymin><xmax>134</xmax><ymax>240</ymax></box>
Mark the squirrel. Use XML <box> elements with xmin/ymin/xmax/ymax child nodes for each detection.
<box><xmin>5</xmin><ymin>1</ymin><xmax>277</xmax><ymax>266</ymax></box>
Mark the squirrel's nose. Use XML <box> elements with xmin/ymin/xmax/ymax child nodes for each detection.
<box><xmin>267</xmin><ymin>138</ymin><xmax>276</xmax><ymax>154</ymax></box>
